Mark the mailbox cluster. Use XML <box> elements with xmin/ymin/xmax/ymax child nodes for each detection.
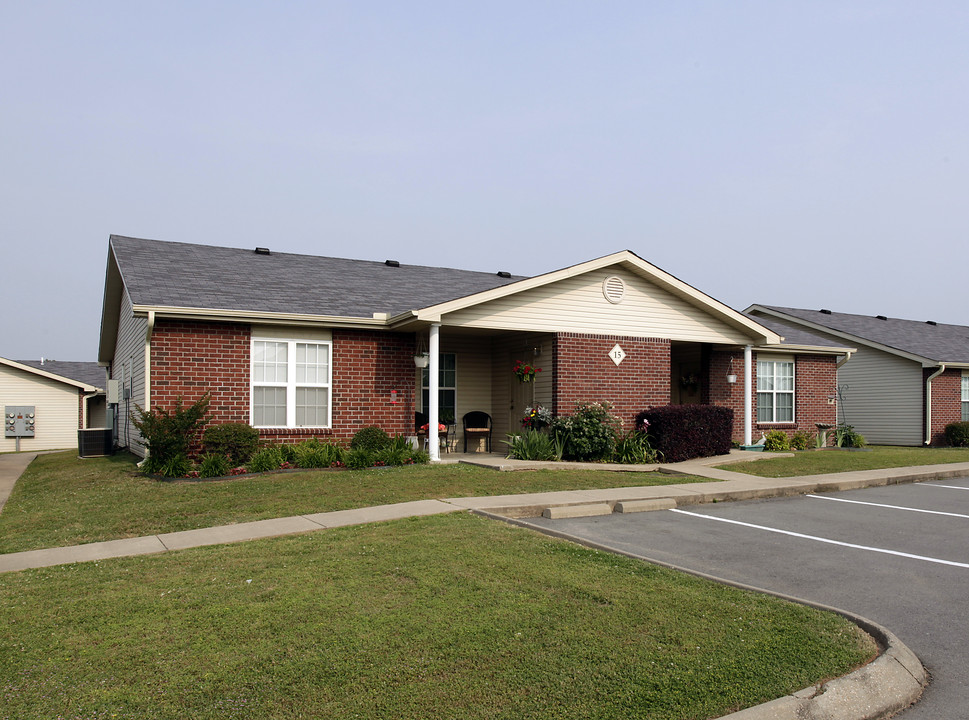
<box><xmin>4</xmin><ymin>406</ymin><xmax>36</xmax><ymax>438</ymax></box>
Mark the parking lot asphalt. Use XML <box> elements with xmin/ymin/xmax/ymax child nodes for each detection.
<box><xmin>521</xmin><ymin>478</ymin><xmax>969</xmax><ymax>719</ymax></box>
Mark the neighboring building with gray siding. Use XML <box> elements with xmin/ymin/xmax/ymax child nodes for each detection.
<box><xmin>746</xmin><ymin>305</ymin><xmax>969</xmax><ymax>446</ymax></box>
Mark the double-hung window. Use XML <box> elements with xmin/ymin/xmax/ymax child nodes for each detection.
<box><xmin>962</xmin><ymin>374</ymin><xmax>969</xmax><ymax>422</ymax></box>
<box><xmin>757</xmin><ymin>357</ymin><xmax>795</xmax><ymax>423</ymax></box>
<box><xmin>252</xmin><ymin>339</ymin><xmax>331</xmax><ymax>428</ymax></box>
<box><xmin>422</xmin><ymin>353</ymin><xmax>456</xmax><ymax>425</ymax></box>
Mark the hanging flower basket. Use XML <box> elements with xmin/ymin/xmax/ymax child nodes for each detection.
<box><xmin>513</xmin><ymin>360</ymin><xmax>542</xmax><ymax>383</ymax></box>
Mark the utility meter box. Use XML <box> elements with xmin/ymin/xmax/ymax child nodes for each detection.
<box><xmin>5</xmin><ymin>406</ymin><xmax>36</xmax><ymax>438</ymax></box>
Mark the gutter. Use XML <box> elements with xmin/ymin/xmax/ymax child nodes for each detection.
<box><xmin>924</xmin><ymin>364</ymin><xmax>946</xmax><ymax>445</ymax></box>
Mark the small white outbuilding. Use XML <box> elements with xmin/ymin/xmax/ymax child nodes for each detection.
<box><xmin>0</xmin><ymin>357</ymin><xmax>106</xmax><ymax>453</ymax></box>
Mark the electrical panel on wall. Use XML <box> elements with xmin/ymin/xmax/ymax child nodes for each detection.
<box><xmin>5</xmin><ymin>406</ymin><xmax>36</xmax><ymax>438</ymax></box>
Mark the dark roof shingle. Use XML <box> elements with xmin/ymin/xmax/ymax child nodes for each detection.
<box><xmin>110</xmin><ymin>235</ymin><xmax>527</xmax><ymax>318</ymax></box>
<box><xmin>754</xmin><ymin>306</ymin><xmax>969</xmax><ymax>364</ymax></box>
<box><xmin>15</xmin><ymin>360</ymin><xmax>104</xmax><ymax>389</ymax></box>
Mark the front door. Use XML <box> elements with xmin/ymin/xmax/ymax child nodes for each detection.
<box><xmin>508</xmin><ymin>351</ymin><xmax>535</xmax><ymax>432</ymax></box>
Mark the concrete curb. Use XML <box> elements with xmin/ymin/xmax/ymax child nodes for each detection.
<box><xmin>484</xmin><ymin>510</ymin><xmax>927</xmax><ymax>720</ymax></box>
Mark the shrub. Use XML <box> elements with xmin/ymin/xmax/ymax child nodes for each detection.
<box><xmin>197</xmin><ymin>453</ymin><xmax>231</xmax><ymax>478</ymax></box>
<box><xmin>636</xmin><ymin>405</ymin><xmax>733</xmax><ymax>463</ymax></box>
<box><xmin>944</xmin><ymin>421</ymin><xmax>969</xmax><ymax>447</ymax></box>
<box><xmin>156</xmin><ymin>453</ymin><xmax>191</xmax><ymax>479</ymax></box>
<box><xmin>613</xmin><ymin>430</ymin><xmax>660</xmax><ymax>464</ymax></box>
<box><xmin>790</xmin><ymin>431</ymin><xmax>811</xmax><ymax>451</ymax></box>
<box><xmin>344</xmin><ymin>447</ymin><xmax>376</xmax><ymax>470</ymax></box>
<box><xmin>763</xmin><ymin>430</ymin><xmax>791</xmax><ymax>452</ymax></box>
<box><xmin>350</xmin><ymin>426</ymin><xmax>391</xmax><ymax>452</ymax></box>
<box><xmin>248</xmin><ymin>446</ymin><xmax>285</xmax><ymax>473</ymax></box>
<box><xmin>202</xmin><ymin>423</ymin><xmax>259</xmax><ymax>465</ymax></box>
<box><xmin>293</xmin><ymin>438</ymin><xmax>344</xmax><ymax>468</ymax></box>
<box><xmin>550</xmin><ymin>401</ymin><xmax>621</xmax><ymax>462</ymax></box>
<box><xmin>506</xmin><ymin>429</ymin><xmax>563</xmax><ymax>461</ymax></box>
<box><xmin>835</xmin><ymin>423</ymin><xmax>866</xmax><ymax>449</ymax></box>
<box><xmin>132</xmin><ymin>394</ymin><xmax>211</xmax><ymax>472</ymax></box>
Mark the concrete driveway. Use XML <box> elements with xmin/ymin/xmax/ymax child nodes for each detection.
<box><xmin>522</xmin><ymin>478</ymin><xmax>969</xmax><ymax>719</ymax></box>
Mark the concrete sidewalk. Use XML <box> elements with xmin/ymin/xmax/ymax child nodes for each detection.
<box><xmin>3</xmin><ymin>450</ymin><xmax>969</xmax><ymax>573</ymax></box>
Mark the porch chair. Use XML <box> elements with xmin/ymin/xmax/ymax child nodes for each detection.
<box><xmin>415</xmin><ymin>411</ymin><xmax>450</xmax><ymax>453</ymax></box>
<box><xmin>462</xmin><ymin>411</ymin><xmax>493</xmax><ymax>453</ymax></box>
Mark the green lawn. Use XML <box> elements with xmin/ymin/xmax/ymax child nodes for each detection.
<box><xmin>0</xmin><ymin>513</ymin><xmax>876</xmax><ymax>720</ymax></box>
<box><xmin>721</xmin><ymin>445</ymin><xmax>969</xmax><ymax>478</ymax></box>
<box><xmin>0</xmin><ymin>452</ymin><xmax>710</xmax><ymax>553</ymax></box>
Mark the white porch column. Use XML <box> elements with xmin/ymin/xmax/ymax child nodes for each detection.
<box><xmin>743</xmin><ymin>344</ymin><xmax>753</xmax><ymax>446</ymax></box>
<box><xmin>428</xmin><ymin>323</ymin><xmax>441</xmax><ymax>461</ymax></box>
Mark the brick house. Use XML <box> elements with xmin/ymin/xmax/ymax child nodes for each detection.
<box><xmin>98</xmin><ymin>235</ymin><xmax>847</xmax><ymax>458</ymax></box>
<box><xmin>746</xmin><ymin>305</ymin><xmax>969</xmax><ymax>446</ymax></box>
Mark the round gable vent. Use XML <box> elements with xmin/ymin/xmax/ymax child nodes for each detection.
<box><xmin>602</xmin><ymin>276</ymin><xmax>625</xmax><ymax>304</ymax></box>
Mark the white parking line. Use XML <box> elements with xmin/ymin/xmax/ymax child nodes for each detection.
<box><xmin>806</xmin><ymin>494</ymin><xmax>969</xmax><ymax>519</ymax></box>
<box><xmin>923</xmin><ymin>484</ymin><xmax>969</xmax><ymax>491</ymax></box>
<box><xmin>669</xmin><ymin>508</ymin><xmax>969</xmax><ymax>568</ymax></box>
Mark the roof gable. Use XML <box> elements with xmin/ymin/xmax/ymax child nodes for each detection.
<box><xmin>418</xmin><ymin>251</ymin><xmax>780</xmax><ymax>344</ymax></box>
<box><xmin>748</xmin><ymin>305</ymin><xmax>969</xmax><ymax>365</ymax></box>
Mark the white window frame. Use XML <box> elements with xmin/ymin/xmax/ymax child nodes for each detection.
<box><xmin>422</xmin><ymin>353</ymin><xmax>457</xmax><ymax>426</ymax></box>
<box><xmin>251</xmin><ymin>337</ymin><xmax>332</xmax><ymax>429</ymax></box>
<box><xmin>757</xmin><ymin>355</ymin><xmax>795</xmax><ymax>424</ymax></box>
<box><xmin>962</xmin><ymin>373</ymin><xmax>969</xmax><ymax>422</ymax></box>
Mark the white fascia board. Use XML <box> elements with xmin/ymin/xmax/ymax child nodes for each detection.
<box><xmin>131</xmin><ymin>305</ymin><xmax>389</xmax><ymax>329</ymax></box>
<box><xmin>755</xmin><ymin>344</ymin><xmax>857</xmax><ymax>356</ymax></box>
<box><xmin>0</xmin><ymin>357</ymin><xmax>99</xmax><ymax>392</ymax></box>
<box><xmin>746</xmin><ymin>305</ymin><xmax>933</xmax><ymax>366</ymax></box>
<box><xmin>415</xmin><ymin>250</ymin><xmax>781</xmax><ymax>344</ymax></box>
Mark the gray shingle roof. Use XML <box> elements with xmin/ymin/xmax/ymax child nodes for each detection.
<box><xmin>754</xmin><ymin>306</ymin><xmax>969</xmax><ymax>364</ymax></box>
<box><xmin>110</xmin><ymin>235</ymin><xmax>527</xmax><ymax>318</ymax></box>
<box><xmin>743</xmin><ymin>313</ymin><xmax>851</xmax><ymax>350</ymax></box>
<box><xmin>15</xmin><ymin>360</ymin><xmax>104</xmax><ymax>389</ymax></box>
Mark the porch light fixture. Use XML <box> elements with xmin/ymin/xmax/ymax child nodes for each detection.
<box><xmin>414</xmin><ymin>333</ymin><xmax>430</xmax><ymax>368</ymax></box>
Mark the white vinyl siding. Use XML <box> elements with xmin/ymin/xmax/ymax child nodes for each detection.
<box><xmin>252</xmin><ymin>338</ymin><xmax>331</xmax><ymax>428</ymax></box>
<box><xmin>442</xmin><ymin>268</ymin><xmax>754</xmax><ymax>344</ymax></box>
<box><xmin>757</xmin><ymin>357</ymin><xmax>794</xmax><ymax>423</ymax></box>
<box><xmin>0</xmin><ymin>364</ymin><xmax>83</xmax><ymax>452</ymax></box>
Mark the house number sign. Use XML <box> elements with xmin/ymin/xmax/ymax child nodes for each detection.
<box><xmin>609</xmin><ymin>344</ymin><xmax>626</xmax><ymax>366</ymax></box>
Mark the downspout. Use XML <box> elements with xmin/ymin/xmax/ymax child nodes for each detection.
<box><xmin>925</xmin><ymin>364</ymin><xmax>946</xmax><ymax>445</ymax></box>
<box><xmin>743</xmin><ymin>344</ymin><xmax>752</xmax><ymax>446</ymax></box>
<box><xmin>837</xmin><ymin>350</ymin><xmax>853</xmax><ymax>369</ymax></box>
<box><xmin>428</xmin><ymin>323</ymin><xmax>441</xmax><ymax>461</ymax></box>
<box><xmin>145</xmin><ymin>311</ymin><xmax>155</xmax><ymax>412</ymax></box>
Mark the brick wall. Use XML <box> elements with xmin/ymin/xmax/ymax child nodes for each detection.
<box><xmin>150</xmin><ymin>319</ymin><xmax>252</xmax><ymax>431</ymax></box>
<box><xmin>552</xmin><ymin>333</ymin><xmax>671</xmax><ymax>430</ymax></box>
<box><xmin>331</xmin><ymin>329</ymin><xmax>415</xmax><ymax>439</ymax></box>
<box><xmin>926</xmin><ymin>368</ymin><xmax>963</xmax><ymax>445</ymax></box>
<box><xmin>708</xmin><ymin>350</ymin><xmax>838</xmax><ymax>444</ymax></box>
<box><xmin>149</xmin><ymin>321</ymin><xmax>418</xmax><ymax>446</ymax></box>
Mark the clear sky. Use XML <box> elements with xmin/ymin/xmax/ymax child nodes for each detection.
<box><xmin>3</xmin><ymin>2</ymin><xmax>967</xmax><ymax>361</ymax></box>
